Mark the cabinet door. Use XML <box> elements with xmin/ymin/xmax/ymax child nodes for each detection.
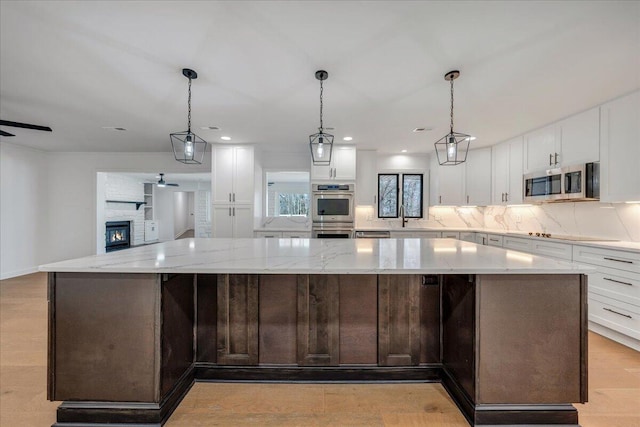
<box><xmin>217</xmin><ymin>274</ymin><xmax>259</xmax><ymax>365</ymax></box>
<box><xmin>507</xmin><ymin>136</ymin><xmax>524</xmax><ymax>204</ymax></box>
<box><xmin>310</xmin><ymin>162</ymin><xmax>332</xmax><ymax>181</ymax></box>
<box><xmin>465</xmin><ymin>147</ymin><xmax>492</xmax><ymax>206</ymax></box>
<box><xmin>600</xmin><ymin>91</ymin><xmax>640</xmax><ymax>202</ymax></box>
<box><xmin>558</xmin><ymin>107</ymin><xmax>600</xmax><ymax>165</ymax></box>
<box><xmin>378</xmin><ymin>275</ymin><xmax>420</xmax><ymax>366</ymax></box>
<box><xmin>356</xmin><ymin>150</ymin><xmax>377</xmax><ymax>205</ymax></box>
<box><xmin>297</xmin><ymin>275</ymin><xmax>339</xmax><ymax>366</ymax></box>
<box><xmin>333</xmin><ymin>146</ymin><xmax>356</xmax><ymax>180</ymax></box>
<box><xmin>212</xmin><ymin>205</ymin><xmax>234</xmax><ymax>238</ymax></box>
<box><xmin>524</xmin><ymin>124</ymin><xmax>558</xmax><ymax>173</ymax></box>
<box><xmin>436</xmin><ymin>162</ymin><xmax>464</xmax><ymax>205</ymax></box>
<box><xmin>492</xmin><ymin>142</ymin><xmax>509</xmax><ymax>205</ymax></box>
<box><xmin>232</xmin><ymin>205</ymin><xmax>254</xmax><ymax>238</ymax></box>
<box><xmin>233</xmin><ymin>146</ymin><xmax>254</xmax><ymax>204</ymax></box>
<box><xmin>212</xmin><ymin>146</ymin><xmax>235</xmax><ymax>204</ymax></box>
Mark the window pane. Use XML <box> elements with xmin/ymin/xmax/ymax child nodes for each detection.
<box><xmin>378</xmin><ymin>174</ymin><xmax>398</xmax><ymax>218</ymax></box>
<box><xmin>402</xmin><ymin>174</ymin><xmax>423</xmax><ymax>217</ymax></box>
<box><xmin>278</xmin><ymin>193</ymin><xmax>309</xmax><ymax>216</ymax></box>
<box><xmin>266</xmin><ymin>171</ymin><xmax>310</xmax><ymax>217</ymax></box>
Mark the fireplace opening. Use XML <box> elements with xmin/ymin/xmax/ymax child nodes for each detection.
<box><xmin>105</xmin><ymin>221</ymin><xmax>131</xmax><ymax>252</ymax></box>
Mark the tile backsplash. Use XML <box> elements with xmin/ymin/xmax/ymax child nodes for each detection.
<box><xmin>355</xmin><ymin>202</ymin><xmax>640</xmax><ymax>242</ymax></box>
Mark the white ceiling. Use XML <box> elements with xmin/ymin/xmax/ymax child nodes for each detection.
<box><xmin>1</xmin><ymin>1</ymin><xmax>638</xmax><ymax>154</ymax></box>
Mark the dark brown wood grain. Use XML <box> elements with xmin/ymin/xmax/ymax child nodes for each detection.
<box><xmin>196</xmin><ymin>274</ymin><xmax>218</xmax><ymax>363</ymax></box>
<box><xmin>378</xmin><ymin>275</ymin><xmax>420</xmax><ymax>366</ymax></box>
<box><xmin>259</xmin><ymin>275</ymin><xmax>297</xmax><ymax>364</ymax></box>
<box><xmin>339</xmin><ymin>275</ymin><xmax>378</xmax><ymax>364</ymax></box>
<box><xmin>297</xmin><ymin>275</ymin><xmax>339</xmax><ymax>366</ymax></box>
<box><xmin>217</xmin><ymin>274</ymin><xmax>259</xmax><ymax>365</ymax></box>
<box><xmin>420</xmin><ymin>275</ymin><xmax>441</xmax><ymax>363</ymax></box>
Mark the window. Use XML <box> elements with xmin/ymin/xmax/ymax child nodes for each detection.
<box><xmin>265</xmin><ymin>171</ymin><xmax>310</xmax><ymax>217</ymax></box>
<box><xmin>378</xmin><ymin>173</ymin><xmax>423</xmax><ymax>218</ymax></box>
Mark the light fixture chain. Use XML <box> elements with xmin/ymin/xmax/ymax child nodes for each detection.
<box><xmin>187</xmin><ymin>77</ymin><xmax>192</xmax><ymax>133</ymax></box>
<box><xmin>450</xmin><ymin>77</ymin><xmax>454</xmax><ymax>134</ymax></box>
<box><xmin>319</xmin><ymin>79</ymin><xmax>324</xmax><ymax>130</ymax></box>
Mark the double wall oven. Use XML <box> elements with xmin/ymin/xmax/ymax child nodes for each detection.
<box><xmin>311</xmin><ymin>183</ymin><xmax>354</xmax><ymax>238</ymax></box>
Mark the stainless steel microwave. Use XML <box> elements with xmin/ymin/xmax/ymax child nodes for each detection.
<box><xmin>524</xmin><ymin>162</ymin><xmax>599</xmax><ymax>202</ymax></box>
<box><xmin>311</xmin><ymin>183</ymin><xmax>354</xmax><ymax>223</ymax></box>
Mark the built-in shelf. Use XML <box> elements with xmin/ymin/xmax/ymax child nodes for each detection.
<box><xmin>106</xmin><ymin>200</ymin><xmax>146</xmax><ymax>210</ymax></box>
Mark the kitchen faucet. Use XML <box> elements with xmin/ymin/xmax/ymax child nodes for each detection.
<box><xmin>399</xmin><ymin>205</ymin><xmax>409</xmax><ymax>228</ymax></box>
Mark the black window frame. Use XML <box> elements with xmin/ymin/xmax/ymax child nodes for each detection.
<box><xmin>377</xmin><ymin>173</ymin><xmax>424</xmax><ymax>219</ymax></box>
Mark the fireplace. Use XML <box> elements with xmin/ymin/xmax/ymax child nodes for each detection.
<box><xmin>105</xmin><ymin>221</ymin><xmax>131</xmax><ymax>252</ymax></box>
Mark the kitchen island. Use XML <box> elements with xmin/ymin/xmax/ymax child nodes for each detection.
<box><xmin>41</xmin><ymin>238</ymin><xmax>591</xmax><ymax>426</ymax></box>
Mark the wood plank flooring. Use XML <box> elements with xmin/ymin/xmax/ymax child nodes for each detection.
<box><xmin>2</xmin><ymin>273</ymin><xmax>639</xmax><ymax>427</ymax></box>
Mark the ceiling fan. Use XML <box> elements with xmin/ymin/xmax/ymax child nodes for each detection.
<box><xmin>0</xmin><ymin>120</ymin><xmax>52</xmax><ymax>137</ymax></box>
<box><xmin>155</xmin><ymin>173</ymin><xmax>179</xmax><ymax>187</ymax></box>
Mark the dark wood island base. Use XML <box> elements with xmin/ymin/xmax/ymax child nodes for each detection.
<box><xmin>48</xmin><ymin>272</ymin><xmax>587</xmax><ymax>426</ymax></box>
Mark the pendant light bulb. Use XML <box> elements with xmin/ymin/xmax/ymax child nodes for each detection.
<box><xmin>184</xmin><ymin>134</ymin><xmax>194</xmax><ymax>158</ymax></box>
<box><xmin>447</xmin><ymin>135</ymin><xmax>457</xmax><ymax>162</ymax></box>
<box><xmin>316</xmin><ymin>141</ymin><xmax>324</xmax><ymax>158</ymax></box>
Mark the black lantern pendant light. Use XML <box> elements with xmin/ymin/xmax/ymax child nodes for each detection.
<box><xmin>309</xmin><ymin>70</ymin><xmax>334</xmax><ymax>165</ymax></box>
<box><xmin>170</xmin><ymin>68</ymin><xmax>207</xmax><ymax>164</ymax></box>
<box><xmin>434</xmin><ymin>70</ymin><xmax>471</xmax><ymax>166</ymax></box>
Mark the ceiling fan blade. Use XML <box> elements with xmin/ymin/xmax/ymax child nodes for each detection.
<box><xmin>167</xmin><ymin>183</ymin><xmax>180</xmax><ymax>187</ymax></box>
<box><xmin>0</xmin><ymin>120</ymin><xmax>52</xmax><ymax>132</ymax></box>
<box><xmin>0</xmin><ymin>130</ymin><xmax>15</xmax><ymax>137</ymax></box>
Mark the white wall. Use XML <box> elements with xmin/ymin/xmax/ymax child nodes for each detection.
<box><xmin>187</xmin><ymin>192</ymin><xmax>195</xmax><ymax>229</ymax></box>
<box><xmin>0</xmin><ymin>143</ymin><xmax>49</xmax><ymax>279</ymax></box>
<box><xmin>173</xmin><ymin>192</ymin><xmax>189</xmax><ymax>238</ymax></box>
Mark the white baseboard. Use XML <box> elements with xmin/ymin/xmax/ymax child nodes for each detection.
<box><xmin>0</xmin><ymin>266</ymin><xmax>40</xmax><ymax>281</ymax></box>
<box><xmin>589</xmin><ymin>321</ymin><xmax>640</xmax><ymax>352</ymax></box>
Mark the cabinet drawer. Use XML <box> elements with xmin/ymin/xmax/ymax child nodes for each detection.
<box><xmin>486</xmin><ymin>234</ymin><xmax>503</xmax><ymax>247</ymax></box>
<box><xmin>573</xmin><ymin>245</ymin><xmax>640</xmax><ymax>274</ymax></box>
<box><xmin>442</xmin><ymin>231</ymin><xmax>460</xmax><ymax>239</ymax></box>
<box><xmin>459</xmin><ymin>232</ymin><xmax>476</xmax><ymax>243</ymax></box>
<box><xmin>390</xmin><ymin>231</ymin><xmax>441</xmax><ymax>238</ymax></box>
<box><xmin>530</xmin><ymin>240</ymin><xmax>572</xmax><ymax>261</ymax></box>
<box><xmin>588</xmin><ymin>295</ymin><xmax>640</xmax><ymax>340</ymax></box>
<box><xmin>281</xmin><ymin>231</ymin><xmax>310</xmax><ymax>239</ymax></box>
<box><xmin>588</xmin><ymin>267</ymin><xmax>640</xmax><ymax>307</ymax></box>
<box><xmin>502</xmin><ymin>236</ymin><xmax>533</xmax><ymax>252</ymax></box>
<box><xmin>254</xmin><ymin>231</ymin><xmax>282</xmax><ymax>238</ymax></box>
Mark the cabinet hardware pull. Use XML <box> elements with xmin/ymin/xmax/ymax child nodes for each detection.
<box><xmin>554</xmin><ymin>152</ymin><xmax>559</xmax><ymax>165</ymax></box>
<box><xmin>228</xmin><ymin>207</ymin><xmax>231</xmax><ymax>216</ymax></box>
<box><xmin>505</xmin><ymin>192</ymin><xmax>508</xmax><ymax>201</ymax></box>
<box><xmin>233</xmin><ymin>207</ymin><xmax>235</xmax><ymax>216</ymax></box>
<box><xmin>233</xmin><ymin>193</ymin><xmax>235</xmax><ymax>202</ymax></box>
<box><xmin>603</xmin><ymin>277</ymin><xmax>633</xmax><ymax>286</ymax></box>
<box><xmin>229</xmin><ymin>193</ymin><xmax>232</xmax><ymax>202</ymax></box>
<box><xmin>467</xmin><ymin>195</ymin><xmax>470</xmax><ymax>204</ymax></box>
<box><xmin>490</xmin><ymin>238</ymin><xmax>498</xmax><ymax>242</ymax></box>
<box><xmin>603</xmin><ymin>307</ymin><xmax>632</xmax><ymax>319</ymax></box>
<box><xmin>439</xmin><ymin>195</ymin><xmax>442</xmax><ymax>204</ymax></box>
<box><xmin>603</xmin><ymin>257</ymin><xmax>633</xmax><ymax>264</ymax></box>
<box><xmin>549</xmin><ymin>153</ymin><xmax>553</xmax><ymax>166</ymax></box>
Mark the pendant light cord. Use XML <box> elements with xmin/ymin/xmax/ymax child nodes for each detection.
<box><xmin>450</xmin><ymin>78</ymin><xmax>454</xmax><ymax>134</ymax></box>
<box><xmin>187</xmin><ymin>77</ymin><xmax>192</xmax><ymax>133</ymax></box>
<box><xmin>319</xmin><ymin>78</ymin><xmax>324</xmax><ymax>131</ymax></box>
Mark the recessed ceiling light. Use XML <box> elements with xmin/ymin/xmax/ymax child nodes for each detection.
<box><xmin>413</xmin><ymin>127</ymin><xmax>433</xmax><ymax>133</ymax></box>
<box><xmin>200</xmin><ymin>126</ymin><xmax>220</xmax><ymax>130</ymax></box>
<box><xmin>102</xmin><ymin>127</ymin><xmax>126</xmax><ymax>131</ymax></box>
<box><xmin>343</xmin><ymin>136</ymin><xmax>353</xmax><ymax>141</ymax></box>
<box><xmin>221</xmin><ymin>136</ymin><xmax>231</xmax><ymax>141</ymax></box>
<box><xmin>401</xmin><ymin>149</ymin><xmax>407</xmax><ymax>153</ymax></box>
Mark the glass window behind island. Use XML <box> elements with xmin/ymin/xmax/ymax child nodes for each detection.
<box><xmin>265</xmin><ymin>171</ymin><xmax>310</xmax><ymax>217</ymax></box>
<box><xmin>378</xmin><ymin>173</ymin><xmax>423</xmax><ymax>218</ymax></box>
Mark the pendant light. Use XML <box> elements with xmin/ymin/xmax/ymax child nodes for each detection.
<box><xmin>309</xmin><ymin>70</ymin><xmax>334</xmax><ymax>165</ymax></box>
<box><xmin>434</xmin><ymin>70</ymin><xmax>471</xmax><ymax>166</ymax></box>
<box><xmin>170</xmin><ymin>68</ymin><xmax>207</xmax><ymax>164</ymax></box>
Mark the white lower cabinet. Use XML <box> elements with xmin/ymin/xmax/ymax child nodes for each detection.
<box><xmin>459</xmin><ymin>232</ymin><xmax>476</xmax><ymax>242</ymax></box>
<box><xmin>213</xmin><ymin>205</ymin><xmax>253</xmax><ymax>238</ymax></box>
<box><xmin>529</xmin><ymin>240</ymin><xmax>572</xmax><ymax>261</ymax></box>
<box><xmin>254</xmin><ymin>231</ymin><xmax>311</xmax><ymax>238</ymax></box>
<box><xmin>390</xmin><ymin>231</ymin><xmax>441</xmax><ymax>238</ymax></box>
<box><xmin>486</xmin><ymin>234</ymin><xmax>503</xmax><ymax>247</ymax></box>
<box><xmin>502</xmin><ymin>236</ymin><xmax>532</xmax><ymax>252</ymax></box>
<box><xmin>144</xmin><ymin>220</ymin><xmax>159</xmax><ymax>242</ymax></box>
<box><xmin>282</xmin><ymin>231</ymin><xmax>310</xmax><ymax>238</ymax></box>
<box><xmin>441</xmin><ymin>231</ymin><xmax>460</xmax><ymax>239</ymax></box>
<box><xmin>254</xmin><ymin>231</ymin><xmax>282</xmax><ymax>238</ymax></box>
<box><xmin>573</xmin><ymin>244</ymin><xmax>640</xmax><ymax>351</ymax></box>
<box><xmin>475</xmin><ymin>233</ymin><xmax>488</xmax><ymax>245</ymax></box>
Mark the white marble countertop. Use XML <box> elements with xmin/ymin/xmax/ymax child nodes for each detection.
<box><xmin>39</xmin><ymin>238</ymin><xmax>593</xmax><ymax>275</ymax></box>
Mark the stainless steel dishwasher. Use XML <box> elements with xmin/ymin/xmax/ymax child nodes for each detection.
<box><xmin>354</xmin><ymin>230</ymin><xmax>390</xmax><ymax>238</ymax></box>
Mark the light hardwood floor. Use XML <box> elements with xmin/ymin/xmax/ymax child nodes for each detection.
<box><xmin>1</xmin><ymin>273</ymin><xmax>639</xmax><ymax>426</ymax></box>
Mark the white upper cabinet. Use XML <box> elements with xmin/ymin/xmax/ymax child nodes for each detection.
<box><xmin>430</xmin><ymin>155</ymin><xmax>464</xmax><ymax>206</ymax></box>
<box><xmin>356</xmin><ymin>150</ymin><xmax>377</xmax><ymax>206</ymax></box>
<box><xmin>557</xmin><ymin>107</ymin><xmax>600</xmax><ymax>165</ymax></box>
<box><xmin>464</xmin><ymin>147</ymin><xmax>492</xmax><ymax>206</ymax></box>
<box><xmin>524</xmin><ymin>107</ymin><xmax>600</xmax><ymax>173</ymax></box>
<box><xmin>310</xmin><ymin>145</ymin><xmax>356</xmax><ymax>181</ymax></box>
<box><xmin>492</xmin><ymin>136</ymin><xmax>523</xmax><ymax>205</ymax></box>
<box><xmin>212</xmin><ymin>145</ymin><xmax>254</xmax><ymax>204</ymax></box>
<box><xmin>524</xmin><ymin>124</ymin><xmax>559</xmax><ymax>173</ymax></box>
<box><xmin>600</xmin><ymin>91</ymin><xmax>640</xmax><ymax>202</ymax></box>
